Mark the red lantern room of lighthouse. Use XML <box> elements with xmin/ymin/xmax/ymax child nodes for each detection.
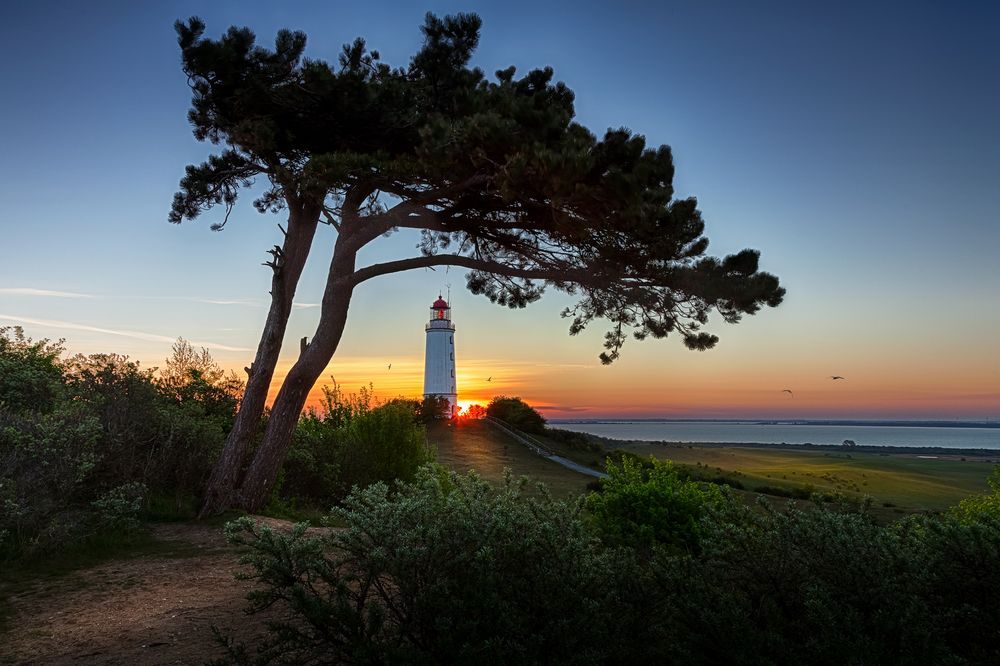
<box><xmin>423</xmin><ymin>296</ymin><xmax>458</xmax><ymax>417</ymax></box>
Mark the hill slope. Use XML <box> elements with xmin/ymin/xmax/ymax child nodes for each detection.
<box><xmin>428</xmin><ymin>420</ymin><xmax>595</xmax><ymax>497</ymax></box>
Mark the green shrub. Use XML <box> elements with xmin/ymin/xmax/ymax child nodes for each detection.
<box><xmin>486</xmin><ymin>396</ymin><xmax>546</xmax><ymax>433</ymax></box>
<box><xmin>585</xmin><ymin>455</ymin><xmax>728</xmax><ymax>550</ymax></box>
<box><xmin>0</xmin><ymin>326</ymin><xmax>64</xmax><ymax>414</ymax></box>
<box><xmin>217</xmin><ymin>466</ymin><xmax>632</xmax><ymax>664</ymax></box>
<box><xmin>0</xmin><ymin>337</ymin><xmax>238</xmax><ymax>559</ymax></box>
<box><xmin>951</xmin><ymin>464</ymin><xmax>1000</xmax><ymax>524</ymax></box>
<box><xmin>217</xmin><ymin>468</ymin><xmax>1000</xmax><ymax>664</ymax></box>
<box><xmin>543</xmin><ymin>427</ymin><xmax>603</xmax><ymax>452</ymax></box>
<box><xmin>335</xmin><ymin>401</ymin><xmax>434</xmax><ymax>494</ymax></box>
<box><xmin>0</xmin><ymin>403</ymin><xmax>102</xmax><ymax>557</ymax></box>
<box><xmin>650</xmin><ymin>502</ymin><xmax>1000</xmax><ymax>665</ymax></box>
<box><xmin>280</xmin><ymin>385</ymin><xmax>433</xmax><ymax>506</ymax></box>
<box><xmin>914</xmin><ymin>513</ymin><xmax>1000</xmax><ymax>662</ymax></box>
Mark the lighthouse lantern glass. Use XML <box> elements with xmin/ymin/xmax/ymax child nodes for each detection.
<box><xmin>430</xmin><ymin>306</ymin><xmax>451</xmax><ymax>321</ymax></box>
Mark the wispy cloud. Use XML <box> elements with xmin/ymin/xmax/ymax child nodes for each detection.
<box><xmin>535</xmin><ymin>405</ymin><xmax>593</xmax><ymax>413</ymax></box>
<box><xmin>151</xmin><ymin>296</ymin><xmax>320</xmax><ymax>309</ymax></box>
<box><xmin>0</xmin><ymin>314</ymin><xmax>251</xmax><ymax>352</ymax></box>
<box><xmin>0</xmin><ymin>289</ymin><xmax>323</xmax><ymax>312</ymax></box>
<box><xmin>150</xmin><ymin>296</ymin><xmax>261</xmax><ymax>307</ymax></box>
<box><xmin>0</xmin><ymin>288</ymin><xmax>96</xmax><ymax>299</ymax></box>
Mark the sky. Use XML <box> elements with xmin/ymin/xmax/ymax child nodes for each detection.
<box><xmin>1</xmin><ymin>1</ymin><xmax>998</xmax><ymax>420</ymax></box>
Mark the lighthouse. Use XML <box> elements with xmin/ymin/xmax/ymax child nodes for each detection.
<box><xmin>423</xmin><ymin>295</ymin><xmax>458</xmax><ymax>418</ymax></box>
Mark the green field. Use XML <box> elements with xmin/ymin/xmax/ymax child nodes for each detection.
<box><xmin>537</xmin><ymin>432</ymin><xmax>995</xmax><ymax>511</ymax></box>
<box><xmin>612</xmin><ymin>443</ymin><xmax>993</xmax><ymax>510</ymax></box>
<box><xmin>432</xmin><ymin>420</ymin><xmax>995</xmax><ymax>514</ymax></box>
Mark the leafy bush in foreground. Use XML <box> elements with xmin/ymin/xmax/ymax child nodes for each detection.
<box><xmin>586</xmin><ymin>455</ymin><xmax>728</xmax><ymax>550</ymax></box>
<box><xmin>219</xmin><ymin>467</ymin><xmax>632</xmax><ymax>664</ymax></box>
<box><xmin>0</xmin><ymin>331</ymin><xmax>239</xmax><ymax>559</ymax></box>
<box><xmin>220</xmin><ymin>466</ymin><xmax>1000</xmax><ymax>665</ymax></box>
<box><xmin>951</xmin><ymin>464</ymin><xmax>1000</xmax><ymax>524</ymax></box>
<box><xmin>280</xmin><ymin>384</ymin><xmax>434</xmax><ymax>506</ymax></box>
<box><xmin>0</xmin><ymin>326</ymin><xmax>64</xmax><ymax>413</ymax></box>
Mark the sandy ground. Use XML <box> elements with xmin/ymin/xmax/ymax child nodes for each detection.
<box><xmin>0</xmin><ymin>520</ymin><xmax>293</xmax><ymax>665</ymax></box>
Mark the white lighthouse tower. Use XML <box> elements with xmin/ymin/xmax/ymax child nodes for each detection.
<box><xmin>423</xmin><ymin>295</ymin><xmax>458</xmax><ymax>418</ymax></box>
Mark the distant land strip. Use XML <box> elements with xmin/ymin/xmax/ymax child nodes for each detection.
<box><xmin>548</xmin><ymin>429</ymin><xmax>1000</xmax><ymax>459</ymax></box>
<box><xmin>550</xmin><ymin>419</ymin><xmax>1000</xmax><ymax>429</ymax></box>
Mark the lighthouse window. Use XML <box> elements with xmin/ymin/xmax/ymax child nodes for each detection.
<box><xmin>450</xmin><ymin>352</ymin><xmax>453</xmax><ymax>361</ymax></box>
<box><xmin>449</xmin><ymin>336</ymin><xmax>453</xmax><ymax>345</ymax></box>
<box><xmin>451</xmin><ymin>369</ymin><xmax>454</xmax><ymax>377</ymax></box>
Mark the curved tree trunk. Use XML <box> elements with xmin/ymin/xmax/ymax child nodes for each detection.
<box><xmin>199</xmin><ymin>206</ymin><xmax>320</xmax><ymax>517</ymax></box>
<box><xmin>237</xmin><ymin>245</ymin><xmax>358</xmax><ymax>513</ymax></box>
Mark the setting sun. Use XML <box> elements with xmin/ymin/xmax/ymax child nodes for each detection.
<box><xmin>457</xmin><ymin>400</ymin><xmax>485</xmax><ymax>415</ymax></box>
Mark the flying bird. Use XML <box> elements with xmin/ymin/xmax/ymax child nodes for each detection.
<box><xmin>783</xmin><ymin>389</ymin><xmax>794</xmax><ymax>397</ymax></box>
<box><xmin>387</xmin><ymin>363</ymin><xmax>392</xmax><ymax>371</ymax></box>
<box><xmin>487</xmin><ymin>376</ymin><xmax>492</xmax><ymax>382</ymax></box>
<box><xmin>829</xmin><ymin>375</ymin><xmax>845</xmax><ymax>380</ymax></box>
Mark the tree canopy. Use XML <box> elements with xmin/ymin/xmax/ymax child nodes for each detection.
<box><xmin>172</xmin><ymin>12</ymin><xmax>783</xmax><ymax>363</ymax></box>
<box><xmin>171</xmin><ymin>12</ymin><xmax>785</xmax><ymax>512</ymax></box>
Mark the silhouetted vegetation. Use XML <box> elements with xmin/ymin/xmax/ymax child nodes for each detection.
<box><xmin>461</xmin><ymin>403</ymin><xmax>487</xmax><ymax>420</ymax></box>
<box><xmin>0</xmin><ymin>330</ymin><xmax>241</xmax><ymax>560</ymax></box>
<box><xmin>277</xmin><ymin>384</ymin><xmax>434</xmax><ymax>509</ymax></box>
<box><xmin>543</xmin><ymin>426</ymin><xmax>603</xmax><ymax>452</ymax></box>
<box><xmin>486</xmin><ymin>396</ymin><xmax>546</xmax><ymax>434</ymax></box>
<box><xmin>218</xmin><ymin>462</ymin><xmax>1000</xmax><ymax>664</ymax></box>
<box><xmin>1</xmin><ymin>330</ymin><xmax>442</xmax><ymax>561</ymax></box>
<box><xmin>6</xmin><ymin>327</ymin><xmax>1000</xmax><ymax>660</ymax></box>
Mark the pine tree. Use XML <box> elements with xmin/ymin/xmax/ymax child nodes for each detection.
<box><xmin>171</xmin><ymin>13</ymin><xmax>785</xmax><ymax>513</ymax></box>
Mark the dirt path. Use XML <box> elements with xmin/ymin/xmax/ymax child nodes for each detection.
<box><xmin>1</xmin><ymin>520</ymin><xmax>290</xmax><ymax>665</ymax></box>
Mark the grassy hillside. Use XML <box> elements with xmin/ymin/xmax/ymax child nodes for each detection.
<box><xmin>431</xmin><ymin>419</ymin><xmax>994</xmax><ymax>513</ymax></box>
<box><xmin>626</xmin><ymin>444</ymin><xmax>992</xmax><ymax>510</ymax></box>
<box><xmin>428</xmin><ymin>420</ymin><xmax>594</xmax><ymax>498</ymax></box>
<box><xmin>539</xmin><ymin>430</ymin><xmax>994</xmax><ymax>511</ymax></box>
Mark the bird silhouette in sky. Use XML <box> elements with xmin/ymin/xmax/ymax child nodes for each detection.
<box><xmin>783</xmin><ymin>389</ymin><xmax>794</xmax><ymax>397</ymax></box>
<box><xmin>830</xmin><ymin>375</ymin><xmax>845</xmax><ymax>380</ymax></box>
<box><xmin>387</xmin><ymin>363</ymin><xmax>392</xmax><ymax>371</ymax></box>
<box><xmin>487</xmin><ymin>376</ymin><xmax>492</xmax><ymax>382</ymax></box>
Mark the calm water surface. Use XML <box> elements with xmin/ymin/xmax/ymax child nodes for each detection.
<box><xmin>551</xmin><ymin>421</ymin><xmax>1000</xmax><ymax>449</ymax></box>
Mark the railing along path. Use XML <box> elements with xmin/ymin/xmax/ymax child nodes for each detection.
<box><xmin>483</xmin><ymin>417</ymin><xmax>608</xmax><ymax>480</ymax></box>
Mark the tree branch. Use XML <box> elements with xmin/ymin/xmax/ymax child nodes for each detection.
<box><xmin>350</xmin><ymin>254</ymin><xmax>591</xmax><ymax>287</ymax></box>
<box><xmin>381</xmin><ymin>174</ymin><xmax>490</xmax><ymax>206</ymax></box>
<box><xmin>321</xmin><ymin>207</ymin><xmax>342</xmax><ymax>231</ymax></box>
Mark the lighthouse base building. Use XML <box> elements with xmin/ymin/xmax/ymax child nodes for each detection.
<box><xmin>423</xmin><ymin>296</ymin><xmax>458</xmax><ymax>418</ymax></box>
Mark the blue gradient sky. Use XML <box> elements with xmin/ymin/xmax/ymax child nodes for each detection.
<box><xmin>1</xmin><ymin>1</ymin><xmax>997</xmax><ymax>419</ymax></box>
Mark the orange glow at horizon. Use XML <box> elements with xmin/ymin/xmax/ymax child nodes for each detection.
<box><xmin>457</xmin><ymin>399</ymin><xmax>485</xmax><ymax>413</ymax></box>
<box><xmin>256</xmin><ymin>356</ymin><xmax>519</xmax><ymax>412</ymax></box>
<box><xmin>226</xmin><ymin>341</ymin><xmax>998</xmax><ymax>420</ymax></box>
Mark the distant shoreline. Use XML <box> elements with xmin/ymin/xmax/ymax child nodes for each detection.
<box><xmin>550</xmin><ymin>419</ymin><xmax>1000</xmax><ymax>429</ymax></box>
<box><xmin>549</xmin><ymin>428</ymin><xmax>1000</xmax><ymax>459</ymax></box>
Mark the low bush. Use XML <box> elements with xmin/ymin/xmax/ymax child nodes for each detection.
<box><xmin>0</xmin><ymin>331</ymin><xmax>239</xmax><ymax>560</ymax></box>
<box><xmin>485</xmin><ymin>396</ymin><xmax>546</xmax><ymax>433</ymax></box>
<box><xmin>217</xmin><ymin>466</ymin><xmax>632</xmax><ymax>664</ymax></box>
<box><xmin>218</xmin><ymin>468</ymin><xmax>1000</xmax><ymax>664</ymax></box>
<box><xmin>279</xmin><ymin>384</ymin><xmax>434</xmax><ymax>507</ymax></box>
<box><xmin>543</xmin><ymin>427</ymin><xmax>603</xmax><ymax>452</ymax></box>
<box><xmin>655</xmin><ymin>502</ymin><xmax>1000</xmax><ymax>664</ymax></box>
<box><xmin>585</xmin><ymin>455</ymin><xmax>728</xmax><ymax>551</ymax></box>
<box><xmin>951</xmin><ymin>464</ymin><xmax>1000</xmax><ymax>524</ymax></box>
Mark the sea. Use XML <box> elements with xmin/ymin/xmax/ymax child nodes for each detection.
<box><xmin>549</xmin><ymin>420</ymin><xmax>1000</xmax><ymax>450</ymax></box>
